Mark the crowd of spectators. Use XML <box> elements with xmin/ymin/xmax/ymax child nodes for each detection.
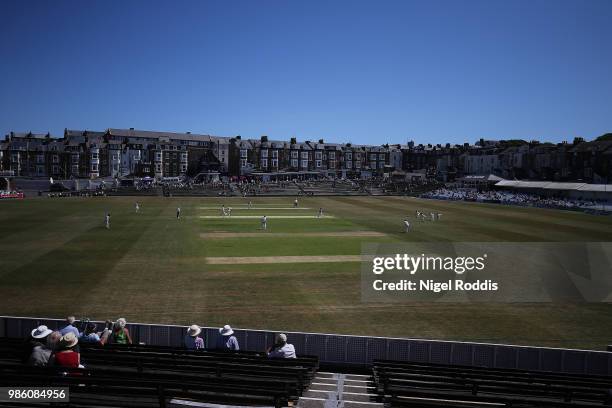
<box><xmin>421</xmin><ymin>187</ymin><xmax>600</xmax><ymax>209</ymax></box>
<box><xmin>0</xmin><ymin>190</ymin><xmax>24</xmax><ymax>199</ymax></box>
<box><xmin>21</xmin><ymin>316</ymin><xmax>297</xmax><ymax>369</ymax></box>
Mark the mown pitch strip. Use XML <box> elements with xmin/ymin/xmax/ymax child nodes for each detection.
<box><xmin>200</xmin><ymin>231</ymin><xmax>387</xmax><ymax>238</ymax></box>
<box><xmin>199</xmin><ymin>215</ymin><xmax>335</xmax><ymax>219</ymax></box>
<box><xmin>206</xmin><ymin>255</ymin><xmax>362</xmax><ymax>264</ymax></box>
<box><xmin>199</xmin><ymin>207</ymin><xmax>313</xmax><ymax>210</ymax></box>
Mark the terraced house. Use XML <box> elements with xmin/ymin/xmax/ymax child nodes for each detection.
<box><xmin>1</xmin><ymin>128</ymin><xmax>394</xmax><ymax>180</ymax></box>
<box><xmin>400</xmin><ymin>135</ymin><xmax>612</xmax><ymax>183</ymax></box>
<box><xmin>228</xmin><ymin>136</ymin><xmax>392</xmax><ymax>179</ymax></box>
<box><xmin>6</xmin><ymin>128</ymin><xmax>608</xmax><ymax>182</ymax></box>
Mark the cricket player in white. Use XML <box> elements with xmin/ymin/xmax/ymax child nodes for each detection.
<box><xmin>318</xmin><ymin>207</ymin><xmax>324</xmax><ymax>218</ymax></box>
<box><xmin>436</xmin><ymin>212</ymin><xmax>442</xmax><ymax>220</ymax></box>
<box><xmin>176</xmin><ymin>207</ymin><xmax>181</xmax><ymax>219</ymax></box>
<box><xmin>135</xmin><ymin>202</ymin><xmax>140</xmax><ymax>213</ymax></box>
<box><xmin>105</xmin><ymin>213</ymin><xmax>110</xmax><ymax>229</ymax></box>
<box><xmin>248</xmin><ymin>200</ymin><xmax>253</xmax><ymax>209</ymax></box>
<box><xmin>294</xmin><ymin>198</ymin><xmax>298</xmax><ymax>208</ymax></box>
<box><xmin>430</xmin><ymin>212</ymin><xmax>435</xmax><ymax>221</ymax></box>
<box><xmin>404</xmin><ymin>219</ymin><xmax>411</xmax><ymax>232</ymax></box>
<box><xmin>261</xmin><ymin>215</ymin><xmax>267</xmax><ymax>230</ymax></box>
<box><xmin>227</xmin><ymin>207</ymin><xmax>232</xmax><ymax>217</ymax></box>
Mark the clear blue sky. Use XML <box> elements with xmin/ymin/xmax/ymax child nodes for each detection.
<box><xmin>1</xmin><ymin>0</ymin><xmax>611</xmax><ymax>145</ymax></box>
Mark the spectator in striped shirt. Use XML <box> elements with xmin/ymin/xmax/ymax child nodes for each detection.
<box><xmin>184</xmin><ymin>324</ymin><xmax>204</xmax><ymax>350</ymax></box>
<box><xmin>217</xmin><ymin>325</ymin><xmax>240</xmax><ymax>351</ymax></box>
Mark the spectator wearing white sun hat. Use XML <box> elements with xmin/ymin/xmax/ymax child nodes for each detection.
<box><xmin>216</xmin><ymin>325</ymin><xmax>239</xmax><ymax>351</ymax></box>
<box><xmin>184</xmin><ymin>324</ymin><xmax>204</xmax><ymax>350</ymax></box>
<box><xmin>23</xmin><ymin>325</ymin><xmax>53</xmax><ymax>364</ymax></box>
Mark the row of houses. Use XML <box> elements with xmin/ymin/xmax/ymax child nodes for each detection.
<box><xmin>402</xmin><ymin>136</ymin><xmax>612</xmax><ymax>184</ymax></box>
<box><xmin>1</xmin><ymin>129</ymin><xmax>611</xmax><ymax>183</ymax></box>
<box><xmin>0</xmin><ymin>128</ymin><xmax>395</xmax><ymax>181</ymax></box>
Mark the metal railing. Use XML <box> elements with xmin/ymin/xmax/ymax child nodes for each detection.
<box><xmin>2</xmin><ymin>315</ymin><xmax>610</xmax><ymax>376</ymax></box>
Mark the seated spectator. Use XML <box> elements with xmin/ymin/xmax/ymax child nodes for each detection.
<box><xmin>267</xmin><ymin>333</ymin><xmax>296</xmax><ymax>358</ymax></box>
<box><xmin>23</xmin><ymin>325</ymin><xmax>53</xmax><ymax>363</ymax></box>
<box><xmin>216</xmin><ymin>325</ymin><xmax>239</xmax><ymax>351</ymax></box>
<box><xmin>184</xmin><ymin>324</ymin><xmax>204</xmax><ymax>350</ymax></box>
<box><xmin>28</xmin><ymin>331</ymin><xmax>61</xmax><ymax>367</ymax></box>
<box><xmin>79</xmin><ymin>322</ymin><xmax>101</xmax><ymax>344</ymax></box>
<box><xmin>49</xmin><ymin>332</ymin><xmax>80</xmax><ymax>368</ymax></box>
<box><xmin>59</xmin><ymin>316</ymin><xmax>79</xmax><ymax>337</ymax></box>
<box><xmin>101</xmin><ymin>318</ymin><xmax>132</xmax><ymax>345</ymax></box>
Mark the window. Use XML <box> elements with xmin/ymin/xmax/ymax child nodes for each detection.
<box><xmin>155</xmin><ymin>152</ymin><xmax>162</xmax><ymax>161</ymax></box>
<box><xmin>329</xmin><ymin>160</ymin><xmax>336</xmax><ymax>168</ymax></box>
<box><xmin>315</xmin><ymin>151</ymin><xmax>322</xmax><ymax>160</ymax></box>
<box><xmin>291</xmin><ymin>159</ymin><xmax>298</xmax><ymax>168</ymax></box>
<box><xmin>272</xmin><ymin>150</ymin><xmax>278</xmax><ymax>158</ymax></box>
<box><xmin>291</xmin><ymin>151</ymin><xmax>298</xmax><ymax>159</ymax></box>
<box><xmin>329</xmin><ymin>152</ymin><xmax>335</xmax><ymax>159</ymax></box>
<box><xmin>379</xmin><ymin>161</ymin><xmax>385</xmax><ymax>169</ymax></box>
<box><xmin>301</xmin><ymin>151</ymin><xmax>308</xmax><ymax>159</ymax></box>
<box><xmin>261</xmin><ymin>149</ymin><xmax>268</xmax><ymax>158</ymax></box>
<box><xmin>241</xmin><ymin>159</ymin><xmax>247</xmax><ymax>168</ymax></box>
<box><xmin>370</xmin><ymin>154</ymin><xmax>377</xmax><ymax>160</ymax></box>
<box><xmin>355</xmin><ymin>161</ymin><xmax>361</xmax><ymax>169</ymax></box>
<box><xmin>72</xmin><ymin>154</ymin><xmax>79</xmax><ymax>163</ymax></box>
<box><xmin>301</xmin><ymin>160</ymin><xmax>308</xmax><ymax>168</ymax></box>
<box><xmin>346</xmin><ymin>152</ymin><xmax>352</xmax><ymax>160</ymax></box>
<box><xmin>92</xmin><ymin>153</ymin><xmax>99</xmax><ymax>160</ymax></box>
<box><xmin>156</xmin><ymin>164</ymin><xmax>162</xmax><ymax>172</ymax></box>
<box><xmin>181</xmin><ymin>153</ymin><xmax>188</xmax><ymax>162</ymax></box>
<box><xmin>346</xmin><ymin>161</ymin><xmax>352</xmax><ymax>169</ymax></box>
<box><xmin>91</xmin><ymin>164</ymin><xmax>98</xmax><ymax>172</ymax></box>
<box><xmin>240</xmin><ymin>149</ymin><xmax>247</xmax><ymax>158</ymax></box>
<box><xmin>272</xmin><ymin>159</ymin><xmax>278</xmax><ymax>167</ymax></box>
<box><xmin>36</xmin><ymin>155</ymin><xmax>44</xmax><ymax>163</ymax></box>
<box><xmin>261</xmin><ymin>160</ymin><xmax>268</xmax><ymax>168</ymax></box>
<box><xmin>181</xmin><ymin>164</ymin><xmax>187</xmax><ymax>172</ymax></box>
<box><xmin>52</xmin><ymin>155</ymin><xmax>59</xmax><ymax>163</ymax></box>
<box><xmin>379</xmin><ymin>154</ymin><xmax>385</xmax><ymax>160</ymax></box>
<box><xmin>52</xmin><ymin>165</ymin><xmax>60</xmax><ymax>174</ymax></box>
<box><xmin>370</xmin><ymin>161</ymin><xmax>376</xmax><ymax>169</ymax></box>
<box><xmin>316</xmin><ymin>160</ymin><xmax>322</xmax><ymax>168</ymax></box>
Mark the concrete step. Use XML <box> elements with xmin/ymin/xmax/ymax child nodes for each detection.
<box><xmin>297</xmin><ymin>397</ymin><xmax>328</xmax><ymax>408</ymax></box>
<box><xmin>313</xmin><ymin>378</ymin><xmax>339</xmax><ymax>385</ymax></box>
<box><xmin>308</xmin><ymin>382</ymin><xmax>338</xmax><ymax>392</ymax></box>
<box><xmin>339</xmin><ymin>401</ymin><xmax>384</xmax><ymax>408</ymax></box>
<box><xmin>338</xmin><ymin>392</ymin><xmax>377</xmax><ymax>403</ymax></box>
<box><xmin>343</xmin><ymin>379</ymin><xmax>372</xmax><ymax>387</ymax></box>
<box><xmin>304</xmin><ymin>390</ymin><xmax>337</xmax><ymax>400</ymax></box>
<box><xmin>315</xmin><ymin>372</ymin><xmax>336</xmax><ymax>379</ymax></box>
<box><xmin>344</xmin><ymin>374</ymin><xmax>370</xmax><ymax>381</ymax></box>
<box><xmin>299</xmin><ymin>372</ymin><xmax>379</xmax><ymax>408</ymax></box>
<box><xmin>342</xmin><ymin>385</ymin><xmax>376</xmax><ymax>394</ymax></box>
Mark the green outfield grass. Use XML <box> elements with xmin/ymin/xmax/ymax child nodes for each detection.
<box><xmin>1</xmin><ymin>195</ymin><xmax>612</xmax><ymax>350</ymax></box>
